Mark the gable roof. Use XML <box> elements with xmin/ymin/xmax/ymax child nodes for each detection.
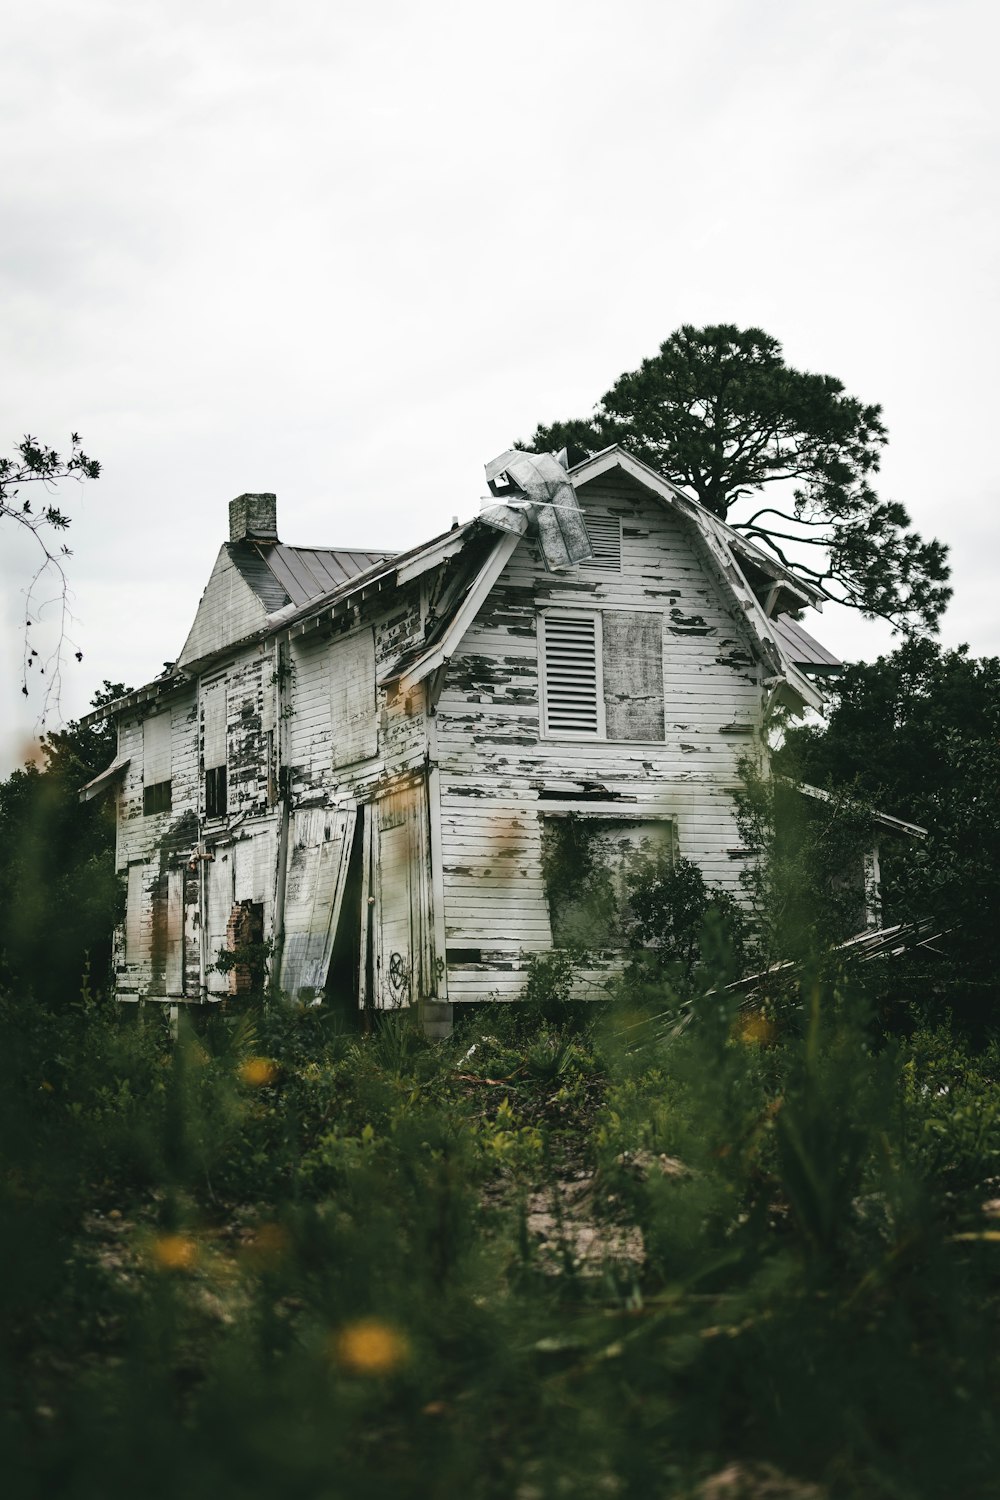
<box><xmin>83</xmin><ymin>447</ymin><xmax>836</xmax><ymax>727</ymax></box>
<box><xmin>567</xmin><ymin>446</ymin><xmax>827</xmax><ymax>611</ymax></box>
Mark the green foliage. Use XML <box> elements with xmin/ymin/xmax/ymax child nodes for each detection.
<box><xmin>525</xmin><ymin>324</ymin><xmax>950</xmax><ymax>632</ymax></box>
<box><xmin>733</xmin><ymin>759</ymin><xmax>880</xmax><ymax>965</ymax></box>
<box><xmin>621</xmin><ymin>852</ymin><xmax>747</xmax><ymax>988</ymax></box>
<box><xmin>3</xmin><ymin>971</ymin><xmax>1000</xmax><ymax>1498</ymax></box>
<box><xmin>519</xmin><ymin>950</ymin><xmax>577</xmax><ymax>1019</ymax></box>
<box><xmin>781</xmin><ymin>639</ymin><xmax>1000</xmax><ymax>1014</ymax></box>
<box><xmin>0</xmin><ymin>681</ymin><xmax>131</xmax><ymax>1007</ymax></box>
<box><xmin>540</xmin><ymin>814</ymin><xmax>618</xmax><ymax>950</ymax></box>
<box><xmin>211</xmin><ymin>934</ymin><xmax>274</xmax><ymax>999</ymax></box>
<box><xmin>0</xmin><ymin>432</ymin><xmax>100</xmax><ymax>530</ymax></box>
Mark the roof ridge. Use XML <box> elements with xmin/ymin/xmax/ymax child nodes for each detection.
<box><xmin>277</xmin><ymin>542</ymin><xmax>395</xmax><ymax>557</ymax></box>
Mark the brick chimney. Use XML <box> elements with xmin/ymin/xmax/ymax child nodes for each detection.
<box><xmin>229</xmin><ymin>492</ymin><xmax>279</xmax><ymax>544</ymax></box>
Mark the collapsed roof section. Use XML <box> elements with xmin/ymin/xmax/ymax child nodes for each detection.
<box><xmin>481</xmin><ymin>448</ymin><xmax>593</xmax><ymax>571</ymax></box>
<box><xmin>467</xmin><ymin>445</ymin><xmax>832</xmax><ymax>713</ymax></box>
<box><xmin>81</xmin><ymin>446</ymin><xmax>837</xmax><ymax>727</ymax></box>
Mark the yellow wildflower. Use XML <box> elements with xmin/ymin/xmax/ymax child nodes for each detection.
<box><xmin>239</xmin><ymin>1057</ymin><xmax>277</xmax><ymax>1087</ymax></box>
<box><xmin>331</xmin><ymin>1318</ymin><xmax>411</xmax><ymax>1376</ymax></box>
<box><xmin>735</xmin><ymin>1011</ymin><xmax>776</xmax><ymax>1047</ymax></box>
<box><xmin>150</xmin><ymin>1233</ymin><xmax>199</xmax><ymax>1271</ymax></box>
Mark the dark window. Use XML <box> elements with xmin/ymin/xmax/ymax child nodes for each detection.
<box><xmin>205</xmin><ymin>765</ymin><xmax>228</xmax><ymax>818</ymax></box>
<box><xmin>542</xmin><ymin>816</ymin><xmax>674</xmax><ymax>949</ymax></box>
<box><xmin>143</xmin><ymin>780</ymin><xmax>172</xmax><ymax>816</ymax></box>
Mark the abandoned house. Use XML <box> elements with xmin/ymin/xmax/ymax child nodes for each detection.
<box><xmin>81</xmin><ymin>445</ymin><xmax>855</xmax><ymax>1034</ymax></box>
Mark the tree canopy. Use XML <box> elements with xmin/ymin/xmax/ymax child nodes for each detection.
<box><xmin>526</xmin><ymin>325</ymin><xmax>950</xmax><ymax>633</ymax></box>
<box><xmin>0</xmin><ymin>681</ymin><xmax>128</xmax><ymax>1007</ymax></box>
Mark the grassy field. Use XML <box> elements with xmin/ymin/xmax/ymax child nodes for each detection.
<box><xmin>3</xmin><ymin>970</ymin><xmax>1000</xmax><ymax>1499</ymax></box>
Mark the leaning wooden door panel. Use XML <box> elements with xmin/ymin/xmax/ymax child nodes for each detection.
<box><xmin>279</xmin><ymin>805</ymin><xmax>357</xmax><ymax>1001</ymax></box>
<box><xmin>165</xmin><ymin>869</ymin><xmax>184</xmax><ymax>996</ymax></box>
<box><xmin>374</xmin><ymin>786</ymin><xmax>428</xmax><ymax>1009</ymax></box>
<box><xmin>206</xmin><ymin>851</ymin><xmax>235</xmax><ymax>997</ymax></box>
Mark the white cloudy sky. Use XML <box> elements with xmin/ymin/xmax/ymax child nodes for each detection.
<box><xmin>2</xmin><ymin>0</ymin><xmax>997</xmax><ymax>770</ymax></box>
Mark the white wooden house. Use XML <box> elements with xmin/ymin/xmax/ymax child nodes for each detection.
<box><xmin>81</xmin><ymin>447</ymin><xmax>843</xmax><ymax>1034</ymax></box>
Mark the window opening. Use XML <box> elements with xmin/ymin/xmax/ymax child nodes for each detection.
<box><xmin>540</xmin><ymin>609</ymin><xmax>665</xmax><ymax>742</ymax></box>
<box><xmin>202</xmin><ymin>677</ymin><xmax>228</xmax><ymax>819</ymax></box>
<box><xmin>221</xmin><ymin>900</ymin><xmax>266</xmax><ymax>996</ymax></box>
<box><xmin>541</xmin><ymin>815</ymin><xmax>675</xmax><ymax>950</ymax></box>
<box><xmin>331</xmin><ymin>628</ymin><xmax>377</xmax><ymax>768</ymax></box>
<box><xmin>205</xmin><ymin>765</ymin><xmax>228</xmax><ymax>819</ymax></box>
<box><xmin>143</xmin><ymin>780</ymin><xmax>172</xmax><ymax>816</ymax></box>
<box><xmin>143</xmin><ymin>710</ymin><xmax>172</xmax><ymax>812</ymax></box>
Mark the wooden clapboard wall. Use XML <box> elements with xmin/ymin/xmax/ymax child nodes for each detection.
<box><xmin>434</xmin><ymin>472</ymin><xmax>763</xmax><ymax>1001</ymax></box>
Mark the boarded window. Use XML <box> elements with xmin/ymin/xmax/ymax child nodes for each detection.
<box><xmin>603</xmin><ymin>611</ymin><xmax>664</xmax><ymax>741</ymax></box>
<box><xmin>540</xmin><ymin>610</ymin><xmax>664</xmax><ymax>742</ymax></box>
<box><xmin>143</xmin><ymin>711</ymin><xmax>171</xmax><ymax>785</ymax></box>
<box><xmin>202</xmin><ymin>678</ymin><xmax>227</xmax><ymax>769</ymax></box>
<box><xmin>166</xmin><ymin>870</ymin><xmax>184</xmax><ymax>995</ymax></box>
<box><xmin>540</xmin><ymin>613</ymin><xmax>603</xmax><ymax>737</ymax></box>
<box><xmin>125</xmin><ymin>863</ymin><xmax>147</xmax><ymax>966</ymax></box>
<box><xmin>582</xmin><ymin>514</ymin><xmax>622</xmax><ymax>571</ymax></box>
<box><xmin>330</xmin><ymin>628</ymin><xmax>377</xmax><ymax>768</ymax></box>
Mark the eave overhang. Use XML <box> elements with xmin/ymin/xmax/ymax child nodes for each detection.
<box><xmin>79</xmin><ymin>756</ymin><xmax>130</xmax><ymax>803</ymax></box>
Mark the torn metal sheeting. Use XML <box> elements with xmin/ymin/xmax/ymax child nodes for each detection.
<box><xmin>483</xmin><ymin>449</ymin><xmax>593</xmax><ymax>571</ymax></box>
<box><xmin>79</xmin><ymin>757</ymin><xmax>130</xmax><ymax>802</ymax></box>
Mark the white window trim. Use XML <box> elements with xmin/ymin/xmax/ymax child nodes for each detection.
<box><xmin>538</xmin><ymin>607</ymin><xmax>669</xmax><ymax>746</ymax></box>
<box><xmin>538</xmin><ymin>608</ymin><xmax>606</xmax><ymax>741</ymax></box>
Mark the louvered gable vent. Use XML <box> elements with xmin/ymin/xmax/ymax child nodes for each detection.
<box><xmin>582</xmin><ymin>514</ymin><xmax>621</xmax><ymax>570</ymax></box>
<box><xmin>541</xmin><ymin>614</ymin><xmax>602</xmax><ymax>736</ymax></box>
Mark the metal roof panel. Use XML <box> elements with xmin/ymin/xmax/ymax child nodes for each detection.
<box><xmin>772</xmin><ymin>614</ymin><xmax>842</xmax><ymax>673</ymax></box>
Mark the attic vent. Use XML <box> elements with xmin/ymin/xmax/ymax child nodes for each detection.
<box><xmin>582</xmin><ymin>515</ymin><xmax>621</xmax><ymax>571</ymax></box>
<box><xmin>540</xmin><ymin>613</ymin><xmax>603</xmax><ymax>737</ymax></box>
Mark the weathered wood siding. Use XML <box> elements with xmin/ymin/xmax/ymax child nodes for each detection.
<box><xmin>115</xmin><ymin>644</ymin><xmax>281</xmax><ymax>1001</ymax></box>
<box><xmin>281</xmin><ymin>590</ymin><xmax>435</xmax><ymax>1006</ymax></box>
<box><xmin>115</xmin><ymin>684</ymin><xmax>200</xmax><ymax>999</ymax></box>
<box><xmin>113</xmin><ymin>469</ymin><xmax>777</xmax><ymax>1019</ymax></box>
<box><xmin>178</xmin><ymin>545</ymin><xmax>267</xmax><ymax>667</ymax></box>
<box><xmin>434</xmin><ymin>474</ymin><xmax>763</xmax><ymax>1001</ymax></box>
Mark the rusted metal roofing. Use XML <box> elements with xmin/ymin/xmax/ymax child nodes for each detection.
<box><xmin>771</xmin><ymin>614</ymin><xmax>842</xmax><ymax>675</ymax></box>
<box><xmin>231</xmin><ymin>542</ymin><xmax>394</xmax><ymax>612</ymax></box>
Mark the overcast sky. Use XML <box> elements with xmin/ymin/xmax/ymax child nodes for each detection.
<box><xmin>2</xmin><ymin>0</ymin><xmax>997</xmax><ymax>771</ymax></box>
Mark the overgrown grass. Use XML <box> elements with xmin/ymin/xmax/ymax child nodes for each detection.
<box><xmin>2</xmin><ymin>976</ymin><xmax>1000</xmax><ymax>1498</ymax></box>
